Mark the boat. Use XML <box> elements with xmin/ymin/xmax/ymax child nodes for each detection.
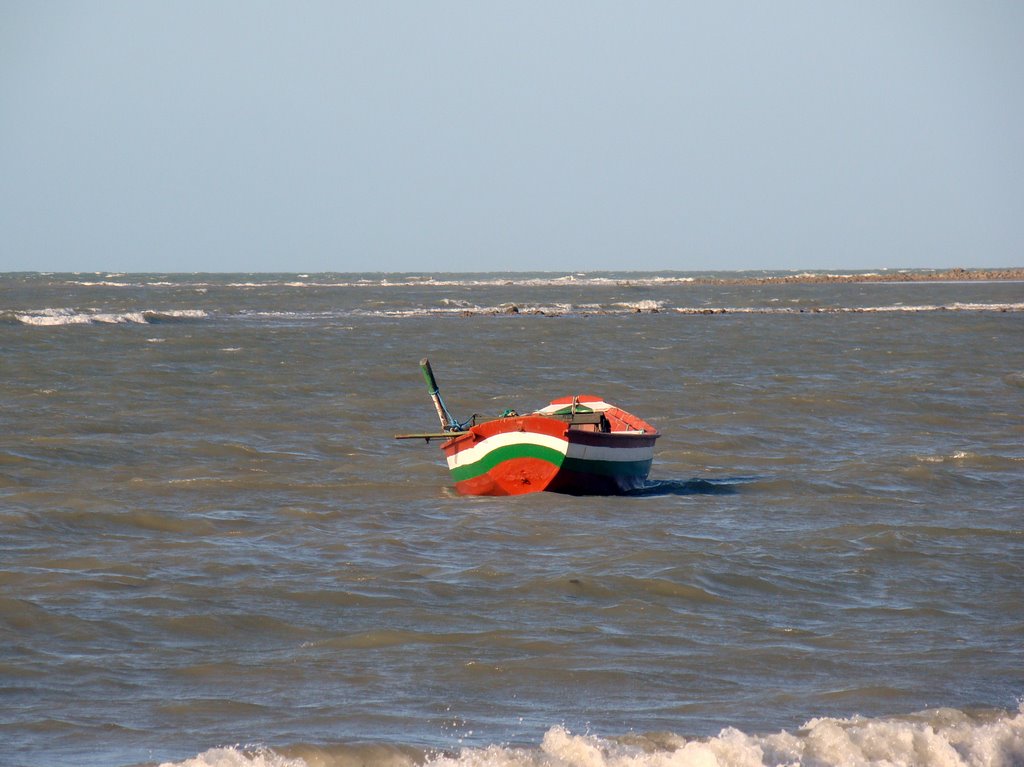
<box><xmin>396</xmin><ymin>359</ymin><xmax>659</xmax><ymax>496</ymax></box>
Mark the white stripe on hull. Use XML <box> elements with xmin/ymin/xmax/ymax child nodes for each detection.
<box><xmin>444</xmin><ymin>431</ymin><xmax>568</xmax><ymax>470</ymax></box>
<box><xmin>565</xmin><ymin>441</ymin><xmax>656</xmax><ymax>463</ymax></box>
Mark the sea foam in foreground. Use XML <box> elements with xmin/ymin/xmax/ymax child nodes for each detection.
<box><xmin>161</xmin><ymin>708</ymin><xmax>1024</xmax><ymax>767</ymax></box>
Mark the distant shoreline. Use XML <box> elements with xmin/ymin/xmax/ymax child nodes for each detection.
<box><xmin>685</xmin><ymin>267</ymin><xmax>1024</xmax><ymax>286</ymax></box>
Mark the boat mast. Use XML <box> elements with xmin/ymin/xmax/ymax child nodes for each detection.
<box><xmin>420</xmin><ymin>358</ymin><xmax>460</xmax><ymax>431</ymax></box>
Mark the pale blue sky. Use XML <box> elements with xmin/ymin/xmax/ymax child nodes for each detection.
<box><xmin>2</xmin><ymin>2</ymin><xmax>1022</xmax><ymax>273</ymax></box>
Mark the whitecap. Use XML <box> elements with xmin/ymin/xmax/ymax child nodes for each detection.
<box><xmin>15</xmin><ymin>308</ymin><xmax>93</xmax><ymax>325</ymax></box>
<box><xmin>156</xmin><ymin>706</ymin><xmax>1024</xmax><ymax>767</ymax></box>
<box><xmin>159</xmin><ymin>745</ymin><xmax>308</xmax><ymax>767</ymax></box>
<box><xmin>12</xmin><ymin>307</ymin><xmax>208</xmax><ymax>326</ymax></box>
<box><xmin>614</xmin><ymin>300</ymin><xmax>665</xmax><ymax>312</ymax></box>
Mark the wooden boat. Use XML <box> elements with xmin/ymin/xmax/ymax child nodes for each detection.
<box><xmin>396</xmin><ymin>360</ymin><xmax>659</xmax><ymax>496</ymax></box>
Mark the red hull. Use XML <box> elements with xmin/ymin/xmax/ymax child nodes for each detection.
<box><xmin>440</xmin><ymin>396</ymin><xmax>659</xmax><ymax>496</ymax></box>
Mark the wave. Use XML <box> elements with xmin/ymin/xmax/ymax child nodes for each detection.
<box><xmin>347</xmin><ymin>302</ymin><xmax>1024</xmax><ymax>318</ymax></box>
<box><xmin>6</xmin><ymin>308</ymin><xmax>208</xmax><ymax>326</ymax></box>
<box><xmin>32</xmin><ymin>267</ymin><xmax>1024</xmax><ymax>291</ymax></box>
<box><xmin>670</xmin><ymin>303</ymin><xmax>1024</xmax><ymax>315</ymax></box>
<box><xmin>156</xmin><ymin>706</ymin><xmax>1024</xmax><ymax>767</ymax></box>
<box><xmin>59</xmin><ymin>274</ymin><xmax>705</xmax><ymax>289</ymax></box>
<box><xmin>6</xmin><ymin>301</ymin><xmax>1021</xmax><ymax>328</ymax></box>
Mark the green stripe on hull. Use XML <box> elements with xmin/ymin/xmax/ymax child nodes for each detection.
<box><xmin>449</xmin><ymin>443</ymin><xmax>565</xmax><ymax>482</ymax></box>
<box><xmin>562</xmin><ymin>456</ymin><xmax>652</xmax><ymax>478</ymax></box>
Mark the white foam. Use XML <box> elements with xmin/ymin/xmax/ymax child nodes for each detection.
<box><xmin>917</xmin><ymin>450</ymin><xmax>978</xmax><ymax>464</ymax></box>
<box><xmin>615</xmin><ymin>300</ymin><xmax>665</xmax><ymax>312</ymax></box>
<box><xmin>159</xmin><ymin>745</ymin><xmax>307</xmax><ymax>767</ymax></box>
<box><xmin>155</xmin><ymin>706</ymin><xmax>1024</xmax><ymax>767</ymax></box>
<box><xmin>94</xmin><ymin>311</ymin><xmax>148</xmax><ymax>324</ymax></box>
<box><xmin>151</xmin><ymin>309</ymin><xmax>209</xmax><ymax>320</ymax></box>
<box><xmin>46</xmin><ymin>271</ymin><xmax>1024</xmax><ymax>291</ymax></box>
<box><xmin>671</xmin><ymin>304</ymin><xmax>1024</xmax><ymax>315</ymax></box>
<box><xmin>439</xmin><ymin>710</ymin><xmax>1024</xmax><ymax>767</ymax></box>
<box><xmin>151</xmin><ymin>275</ymin><xmax>708</xmax><ymax>290</ymax></box>
<box><xmin>12</xmin><ymin>307</ymin><xmax>208</xmax><ymax>326</ymax></box>
<box><xmin>69</xmin><ymin>280</ymin><xmax>136</xmax><ymax>287</ymax></box>
<box><xmin>15</xmin><ymin>308</ymin><xmax>94</xmax><ymax>325</ymax></box>
<box><xmin>351</xmin><ymin>303</ymin><xmax>580</xmax><ymax>318</ymax></box>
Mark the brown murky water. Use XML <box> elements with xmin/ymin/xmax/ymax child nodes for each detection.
<box><xmin>2</xmin><ymin>272</ymin><xmax>1022</xmax><ymax>766</ymax></box>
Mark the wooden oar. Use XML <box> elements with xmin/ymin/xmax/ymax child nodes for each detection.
<box><xmin>394</xmin><ymin>431</ymin><xmax>469</xmax><ymax>441</ymax></box>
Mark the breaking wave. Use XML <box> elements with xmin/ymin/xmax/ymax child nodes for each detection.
<box><xmin>6</xmin><ymin>308</ymin><xmax>208</xmax><ymax>326</ymax></box>
<box><xmin>348</xmin><ymin>302</ymin><xmax>1023</xmax><ymax>318</ymax></box>
<box><xmin>669</xmin><ymin>303</ymin><xmax>1024</xmax><ymax>315</ymax></box>
<box><xmin>158</xmin><ymin>706</ymin><xmax>1024</xmax><ymax>767</ymax></box>
<box><xmin>6</xmin><ymin>302</ymin><xmax>1021</xmax><ymax>328</ymax></box>
<box><xmin>36</xmin><ymin>266</ymin><xmax>1024</xmax><ymax>291</ymax></box>
<box><xmin>60</xmin><ymin>274</ymin><xmax>704</xmax><ymax>289</ymax></box>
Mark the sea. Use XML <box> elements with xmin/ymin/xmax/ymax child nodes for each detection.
<box><xmin>2</xmin><ymin>271</ymin><xmax>1023</xmax><ymax>767</ymax></box>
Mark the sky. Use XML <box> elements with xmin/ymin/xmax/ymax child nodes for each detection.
<box><xmin>2</xmin><ymin>2</ymin><xmax>1022</xmax><ymax>274</ymax></box>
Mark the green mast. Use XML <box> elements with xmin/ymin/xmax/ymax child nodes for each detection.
<box><xmin>420</xmin><ymin>358</ymin><xmax>459</xmax><ymax>431</ymax></box>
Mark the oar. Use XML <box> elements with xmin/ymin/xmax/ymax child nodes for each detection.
<box><xmin>420</xmin><ymin>358</ymin><xmax>459</xmax><ymax>431</ymax></box>
<box><xmin>394</xmin><ymin>430</ymin><xmax>469</xmax><ymax>441</ymax></box>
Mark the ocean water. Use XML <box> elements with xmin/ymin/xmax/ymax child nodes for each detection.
<box><xmin>1</xmin><ymin>272</ymin><xmax>1023</xmax><ymax>767</ymax></box>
